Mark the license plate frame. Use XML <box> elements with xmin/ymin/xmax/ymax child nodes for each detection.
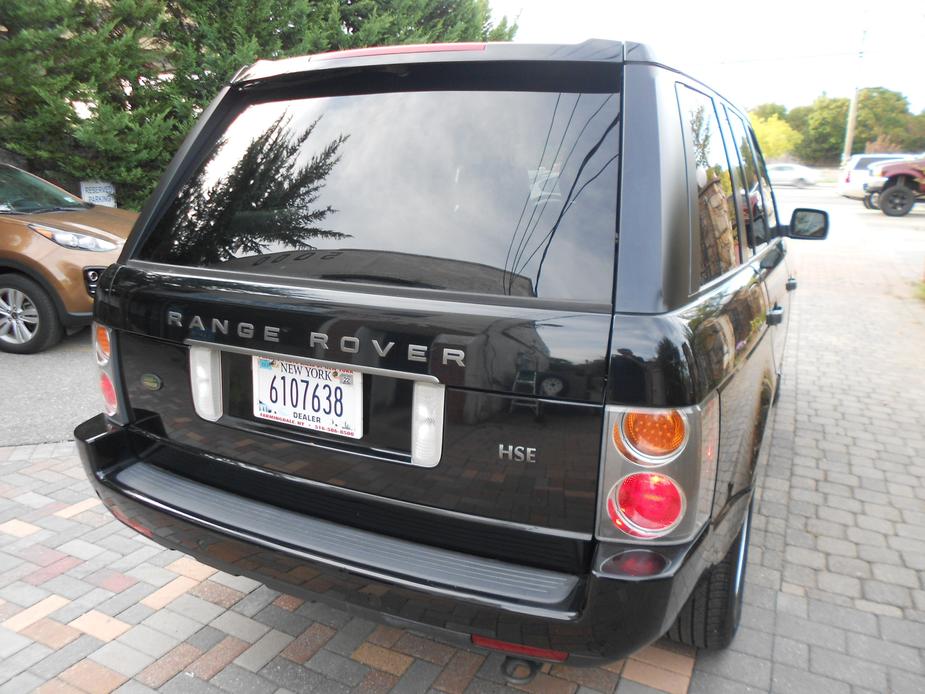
<box><xmin>251</xmin><ymin>355</ymin><xmax>363</xmax><ymax>439</ymax></box>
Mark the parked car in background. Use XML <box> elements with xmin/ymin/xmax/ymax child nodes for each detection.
<box><xmin>837</xmin><ymin>153</ymin><xmax>912</xmax><ymax>199</ymax></box>
<box><xmin>767</xmin><ymin>163</ymin><xmax>818</xmax><ymax>187</ymax></box>
<box><xmin>0</xmin><ymin>164</ymin><xmax>136</xmax><ymax>353</ymax></box>
<box><xmin>865</xmin><ymin>157</ymin><xmax>925</xmax><ymax>217</ymax></box>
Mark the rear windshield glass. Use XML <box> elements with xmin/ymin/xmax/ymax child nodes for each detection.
<box><xmin>137</xmin><ymin>81</ymin><xmax>620</xmax><ymax>303</ymax></box>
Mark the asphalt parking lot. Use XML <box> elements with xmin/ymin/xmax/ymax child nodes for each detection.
<box><xmin>1</xmin><ymin>186</ymin><xmax>924</xmax><ymax>693</ymax></box>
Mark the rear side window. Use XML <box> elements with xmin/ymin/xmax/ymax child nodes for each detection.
<box><xmin>676</xmin><ymin>84</ymin><xmax>741</xmax><ymax>284</ymax></box>
<box><xmin>724</xmin><ymin>108</ymin><xmax>777</xmax><ymax>250</ymax></box>
<box><xmin>137</xmin><ymin>75</ymin><xmax>621</xmax><ymax>304</ymax></box>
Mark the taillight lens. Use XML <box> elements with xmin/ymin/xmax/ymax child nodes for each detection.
<box><xmin>94</xmin><ymin>322</ymin><xmax>123</xmax><ymax>421</ymax></box>
<box><xmin>615</xmin><ymin>410</ymin><xmax>687</xmax><ymax>463</ymax></box>
<box><xmin>601</xmin><ymin>550</ymin><xmax>668</xmax><ymax>577</ymax></box>
<box><xmin>607</xmin><ymin>472</ymin><xmax>685</xmax><ymax>538</ymax></box>
<box><xmin>100</xmin><ymin>372</ymin><xmax>118</xmax><ymax>416</ymax></box>
<box><xmin>94</xmin><ymin>324</ymin><xmax>111</xmax><ymax>364</ymax></box>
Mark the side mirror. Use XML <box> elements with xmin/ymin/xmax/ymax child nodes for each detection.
<box><xmin>787</xmin><ymin>208</ymin><xmax>828</xmax><ymax>240</ymax></box>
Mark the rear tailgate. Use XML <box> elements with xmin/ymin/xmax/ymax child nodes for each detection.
<box><xmin>106</xmin><ymin>267</ymin><xmax>610</xmax><ymax>533</ymax></box>
<box><xmin>101</xmin><ymin>58</ymin><xmax>621</xmax><ymax>569</ymax></box>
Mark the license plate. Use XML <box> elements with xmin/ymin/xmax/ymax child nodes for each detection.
<box><xmin>252</xmin><ymin>356</ymin><xmax>363</xmax><ymax>439</ymax></box>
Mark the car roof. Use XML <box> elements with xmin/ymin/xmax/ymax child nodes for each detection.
<box><xmin>228</xmin><ymin>40</ymin><xmax>754</xmax><ymax>124</ymax></box>
<box><xmin>232</xmin><ymin>40</ymin><xmax>629</xmax><ymax>84</ymax></box>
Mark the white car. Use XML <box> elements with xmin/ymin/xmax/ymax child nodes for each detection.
<box><xmin>837</xmin><ymin>154</ymin><xmax>912</xmax><ymax>199</ymax></box>
<box><xmin>767</xmin><ymin>164</ymin><xmax>818</xmax><ymax>187</ymax></box>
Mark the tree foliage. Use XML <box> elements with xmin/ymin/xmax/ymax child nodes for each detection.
<box><xmin>0</xmin><ymin>0</ymin><xmax>516</xmax><ymax>209</ymax></box>
<box><xmin>145</xmin><ymin>114</ymin><xmax>350</xmax><ymax>265</ymax></box>
<box><xmin>784</xmin><ymin>88</ymin><xmax>925</xmax><ymax>165</ymax></box>
<box><xmin>750</xmin><ymin>103</ymin><xmax>787</xmax><ymax>121</ymax></box>
<box><xmin>750</xmin><ymin>113</ymin><xmax>802</xmax><ymax>159</ymax></box>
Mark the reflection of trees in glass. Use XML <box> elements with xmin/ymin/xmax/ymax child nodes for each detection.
<box><xmin>689</xmin><ymin>105</ymin><xmax>712</xmax><ymax>168</ymax></box>
<box><xmin>738</xmin><ymin>137</ymin><xmax>757</xmax><ymax>186</ymax></box>
<box><xmin>154</xmin><ymin>114</ymin><xmax>349</xmax><ymax>265</ymax></box>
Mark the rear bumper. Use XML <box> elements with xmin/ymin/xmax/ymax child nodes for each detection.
<box><xmin>76</xmin><ymin>414</ymin><xmax>718</xmax><ymax>665</ymax></box>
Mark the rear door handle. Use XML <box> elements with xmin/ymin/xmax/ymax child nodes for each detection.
<box><xmin>767</xmin><ymin>306</ymin><xmax>785</xmax><ymax>326</ymax></box>
<box><xmin>786</xmin><ymin>278</ymin><xmax>798</xmax><ymax>291</ymax></box>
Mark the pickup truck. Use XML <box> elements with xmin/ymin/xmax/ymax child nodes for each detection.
<box><xmin>865</xmin><ymin>157</ymin><xmax>925</xmax><ymax>216</ymax></box>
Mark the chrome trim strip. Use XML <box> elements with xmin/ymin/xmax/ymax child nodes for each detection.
<box><xmin>185</xmin><ymin>339</ymin><xmax>440</xmax><ymax>384</ymax></box>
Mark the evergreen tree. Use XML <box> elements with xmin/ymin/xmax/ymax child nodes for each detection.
<box><xmin>0</xmin><ymin>0</ymin><xmax>516</xmax><ymax>209</ymax></box>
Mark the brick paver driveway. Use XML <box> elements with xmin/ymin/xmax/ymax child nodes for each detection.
<box><xmin>1</xmin><ymin>188</ymin><xmax>923</xmax><ymax>693</ymax></box>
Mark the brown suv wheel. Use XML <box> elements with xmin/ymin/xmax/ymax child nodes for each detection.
<box><xmin>0</xmin><ymin>274</ymin><xmax>63</xmax><ymax>353</ymax></box>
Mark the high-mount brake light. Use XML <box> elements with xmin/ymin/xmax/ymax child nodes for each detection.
<box><xmin>607</xmin><ymin>472</ymin><xmax>685</xmax><ymax>538</ymax></box>
<box><xmin>615</xmin><ymin>410</ymin><xmax>687</xmax><ymax>463</ymax></box>
<box><xmin>316</xmin><ymin>43</ymin><xmax>486</xmax><ymax>61</ymax></box>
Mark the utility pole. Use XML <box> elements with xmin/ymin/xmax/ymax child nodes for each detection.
<box><xmin>841</xmin><ymin>29</ymin><xmax>867</xmax><ymax>166</ymax></box>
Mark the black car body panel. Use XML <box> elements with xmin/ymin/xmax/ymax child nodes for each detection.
<box><xmin>78</xmin><ymin>39</ymin><xmax>805</xmax><ymax>664</ymax></box>
<box><xmin>77</xmin><ymin>413</ymin><xmax>751</xmax><ymax>663</ymax></box>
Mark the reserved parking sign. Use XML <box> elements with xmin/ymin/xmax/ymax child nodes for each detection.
<box><xmin>79</xmin><ymin>180</ymin><xmax>116</xmax><ymax>207</ymax></box>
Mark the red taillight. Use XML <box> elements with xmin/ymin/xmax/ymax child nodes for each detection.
<box><xmin>471</xmin><ymin>635</ymin><xmax>568</xmax><ymax>662</ymax></box>
<box><xmin>316</xmin><ymin>42</ymin><xmax>486</xmax><ymax>61</ymax></box>
<box><xmin>607</xmin><ymin>473</ymin><xmax>684</xmax><ymax>538</ymax></box>
<box><xmin>100</xmin><ymin>372</ymin><xmax>118</xmax><ymax>416</ymax></box>
<box><xmin>845</xmin><ymin>172</ymin><xmax>851</xmax><ymax>183</ymax></box>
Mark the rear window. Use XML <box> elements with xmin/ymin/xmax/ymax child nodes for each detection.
<box><xmin>137</xmin><ymin>73</ymin><xmax>620</xmax><ymax>303</ymax></box>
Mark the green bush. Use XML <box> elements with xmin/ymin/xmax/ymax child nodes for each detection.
<box><xmin>0</xmin><ymin>0</ymin><xmax>516</xmax><ymax>209</ymax></box>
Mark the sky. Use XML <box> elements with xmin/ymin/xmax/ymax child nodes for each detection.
<box><xmin>490</xmin><ymin>0</ymin><xmax>925</xmax><ymax>114</ymax></box>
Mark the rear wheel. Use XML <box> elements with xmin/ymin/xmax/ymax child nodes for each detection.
<box><xmin>880</xmin><ymin>184</ymin><xmax>916</xmax><ymax>217</ymax></box>
<box><xmin>666</xmin><ymin>499</ymin><xmax>752</xmax><ymax>650</ymax></box>
<box><xmin>0</xmin><ymin>275</ymin><xmax>63</xmax><ymax>354</ymax></box>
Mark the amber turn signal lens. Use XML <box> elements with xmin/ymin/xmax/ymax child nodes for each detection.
<box><xmin>617</xmin><ymin>410</ymin><xmax>686</xmax><ymax>460</ymax></box>
<box><xmin>94</xmin><ymin>324</ymin><xmax>111</xmax><ymax>364</ymax></box>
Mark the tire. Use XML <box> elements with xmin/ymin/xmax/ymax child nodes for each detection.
<box><xmin>862</xmin><ymin>192</ymin><xmax>879</xmax><ymax>210</ymax></box>
<box><xmin>880</xmin><ymin>184</ymin><xmax>916</xmax><ymax>217</ymax></box>
<box><xmin>666</xmin><ymin>499</ymin><xmax>753</xmax><ymax>650</ymax></box>
<box><xmin>794</xmin><ymin>178</ymin><xmax>808</xmax><ymax>188</ymax></box>
<box><xmin>0</xmin><ymin>274</ymin><xmax>64</xmax><ymax>354</ymax></box>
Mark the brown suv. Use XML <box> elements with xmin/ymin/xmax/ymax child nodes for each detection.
<box><xmin>0</xmin><ymin>164</ymin><xmax>136</xmax><ymax>353</ymax></box>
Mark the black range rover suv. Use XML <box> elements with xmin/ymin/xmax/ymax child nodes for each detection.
<box><xmin>76</xmin><ymin>40</ymin><xmax>828</xmax><ymax>672</ymax></box>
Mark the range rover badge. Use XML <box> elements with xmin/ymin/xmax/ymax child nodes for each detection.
<box><xmin>141</xmin><ymin>373</ymin><xmax>163</xmax><ymax>391</ymax></box>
